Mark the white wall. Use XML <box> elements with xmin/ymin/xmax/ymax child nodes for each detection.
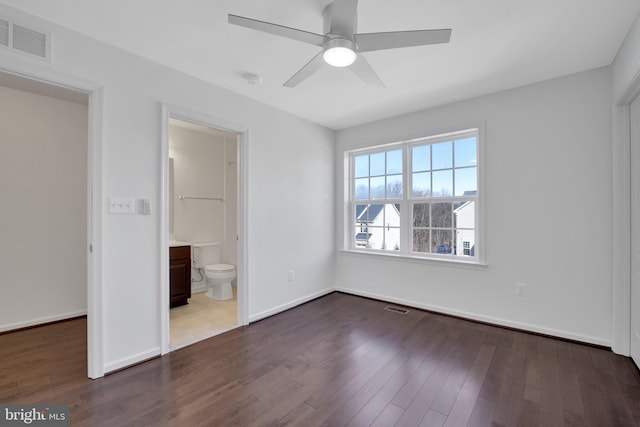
<box><xmin>336</xmin><ymin>67</ymin><xmax>613</xmax><ymax>346</ymax></box>
<box><xmin>169</xmin><ymin>125</ymin><xmax>227</xmax><ymax>245</ymax></box>
<box><xmin>0</xmin><ymin>85</ymin><xmax>87</xmax><ymax>331</ymax></box>
<box><xmin>0</xmin><ymin>4</ymin><xmax>334</xmax><ymax>373</ymax></box>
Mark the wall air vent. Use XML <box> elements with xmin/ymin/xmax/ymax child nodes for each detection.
<box><xmin>0</xmin><ymin>16</ymin><xmax>50</xmax><ymax>61</ymax></box>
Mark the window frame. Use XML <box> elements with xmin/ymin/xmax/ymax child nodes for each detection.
<box><xmin>345</xmin><ymin>127</ymin><xmax>484</xmax><ymax>265</ymax></box>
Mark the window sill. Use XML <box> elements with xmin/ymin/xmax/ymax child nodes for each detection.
<box><xmin>338</xmin><ymin>249</ymin><xmax>488</xmax><ymax>270</ymax></box>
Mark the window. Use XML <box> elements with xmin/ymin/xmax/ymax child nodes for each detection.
<box><xmin>463</xmin><ymin>241</ymin><xmax>471</xmax><ymax>256</ymax></box>
<box><xmin>347</xmin><ymin>129</ymin><xmax>481</xmax><ymax>262</ymax></box>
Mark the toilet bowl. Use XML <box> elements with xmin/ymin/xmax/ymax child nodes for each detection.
<box><xmin>192</xmin><ymin>242</ymin><xmax>236</xmax><ymax>301</ymax></box>
<box><xmin>204</xmin><ymin>263</ymin><xmax>236</xmax><ymax>301</ymax></box>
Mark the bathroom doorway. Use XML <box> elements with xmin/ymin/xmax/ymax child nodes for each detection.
<box><xmin>162</xmin><ymin>112</ymin><xmax>247</xmax><ymax>351</ymax></box>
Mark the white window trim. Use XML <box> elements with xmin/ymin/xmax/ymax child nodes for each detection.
<box><xmin>343</xmin><ymin>126</ymin><xmax>486</xmax><ymax>266</ymax></box>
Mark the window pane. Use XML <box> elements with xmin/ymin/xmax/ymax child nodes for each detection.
<box><xmin>355</xmin><ymin>204</ymin><xmax>369</xmax><ymax>222</ymax></box>
<box><xmin>455</xmin><ymin>229</ymin><xmax>475</xmax><ymax>256</ymax></box>
<box><xmin>431</xmin><ymin>203</ymin><xmax>453</xmax><ymax>227</ymax></box>
<box><xmin>454</xmin><ymin>167</ymin><xmax>477</xmax><ymax>196</ymax></box>
<box><xmin>453</xmin><ymin>201</ymin><xmax>475</xmax><ymax>228</ymax></box>
<box><xmin>412</xmin><ymin>145</ymin><xmax>430</xmax><ymax>172</ymax></box>
<box><xmin>370</xmin><ymin>152</ymin><xmax>385</xmax><ymax>176</ymax></box>
<box><xmin>354</xmin><ymin>178</ymin><xmax>369</xmax><ymax>200</ymax></box>
<box><xmin>413</xmin><ymin>229</ymin><xmax>430</xmax><ymax>253</ymax></box>
<box><xmin>412</xmin><ymin>172</ymin><xmax>430</xmax><ymax>197</ymax></box>
<box><xmin>387</xmin><ymin>149</ymin><xmax>402</xmax><ymax>174</ymax></box>
<box><xmin>454</xmin><ymin>138</ymin><xmax>477</xmax><ymax>167</ymax></box>
<box><xmin>360</xmin><ymin>204</ymin><xmax>401</xmax><ymax>250</ymax></box>
<box><xmin>354</xmin><ymin>154</ymin><xmax>369</xmax><ymax>178</ymax></box>
<box><xmin>367</xmin><ymin>204</ymin><xmax>385</xmax><ymax>222</ymax></box>
<box><xmin>384</xmin><ymin>226</ymin><xmax>401</xmax><ymax>251</ymax></box>
<box><xmin>432</xmin><ymin>169</ymin><xmax>453</xmax><ymax>197</ymax></box>
<box><xmin>354</xmin><ymin>204</ymin><xmax>372</xmax><ymax>247</ymax></box>
<box><xmin>413</xmin><ymin>203</ymin><xmax>429</xmax><ymax>227</ymax></box>
<box><xmin>370</xmin><ymin>176</ymin><xmax>385</xmax><ymax>198</ymax></box>
<box><xmin>431</xmin><ymin>229</ymin><xmax>453</xmax><ymax>254</ymax></box>
<box><xmin>432</xmin><ymin>141</ymin><xmax>452</xmax><ymax>169</ymax></box>
<box><xmin>387</xmin><ymin>174</ymin><xmax>403</xmax><ymax>198</ymax></box>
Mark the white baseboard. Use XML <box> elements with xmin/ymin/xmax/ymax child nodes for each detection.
<box><xmin>249</xmin><ymin>287</ymin><xmax>335</xmax><ymax>323</ymax></box>
<box><xmin>0</xmin><ymin>310</ymin><xmax>87</xmax><ymax>333</ymax></box>
<box><xmin>335</xmin><ymin>287</ymin><xmax>612</xmax><ymax>348</ymax></box>
<box><xmin>191</xmin><ymin>283</ymin><xmax>207</xmax><ymax>294</ymax></box>
<box><xmin>104</xmin><ymin>347</ymin><xmax>161</xmax><ymax>374</ymax></box>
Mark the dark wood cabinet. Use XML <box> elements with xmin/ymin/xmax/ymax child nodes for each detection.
<box><xmin>170</xmin><ymin>245</ymin><xmax>191</xmax><ymax>308</ymax></box>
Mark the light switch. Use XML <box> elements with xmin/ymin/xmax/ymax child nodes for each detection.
<box><xmin>140</xmin><ymin>199</ymin><xmax>152</xmax><ymax>215</ymax></box>
<box><xmin>108</xmin><ymin>197</ymin><xmax>136</xmax><ymax>214</ymax></box>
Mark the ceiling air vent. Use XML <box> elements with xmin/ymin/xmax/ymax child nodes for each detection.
<box><xmin>0</xmin><ymin>16</ymin><xmax>50</xmax><ymax>61</ymax></box>
<box><xmin>0</xmin><ymin>19</ymin><xmax>9</xmax><ymax>47</ymax></box>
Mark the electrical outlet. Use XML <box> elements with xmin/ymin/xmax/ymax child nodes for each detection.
<box><xmin>288</xmin><ymin>270</ymin><xmax>295</xmax><ymax>282</ymax></box>
<box><xmin>515</xmin><ymin>282</ymin><xmax>526</xmax><ymax>297</ymax></box>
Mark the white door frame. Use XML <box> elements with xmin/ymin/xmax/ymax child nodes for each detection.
<box><xmin>0</xmin><ymin>61</ymin><xmax>104</xmax><ymax>378</ymax></box>
<box><xmin>612</xmin><ymin>70</ymin><xmax>640</xmax><ymax>356</ymax></box>
<box><xmin>630</xmin><ymin>93</ymin><xmax>640</xmax><ymax>366</ymax></box>
<box><xmin>159</xmin><ymin>104</ymin><xmax>249</xmax><ymax>355</ymax></box>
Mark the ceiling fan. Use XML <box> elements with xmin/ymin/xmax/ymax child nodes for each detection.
<box><xmin>228</xmin><ymin>0</ymin><xmax>452</xmax><ymax>88</ymax></box>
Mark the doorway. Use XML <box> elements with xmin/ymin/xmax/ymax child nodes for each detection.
<box><xmin>0</xmin><ymin>70</ymin><xmax>98</xmax><ymax>377</ymax></box>
<box><xmin>168</xmin><ymin>118</ymin><xmax>239</xmax><ymax>349</ymax></box>
<box><xmin>160</xmin><ymin>106</ymin><xmax>248</xmax><ymax>354</ymax></box>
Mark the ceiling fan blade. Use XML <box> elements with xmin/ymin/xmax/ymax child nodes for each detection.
<box><xmin>228</xmin><ymin>14</ymin><xmax>326</xmax><ymax>47</ymax></box>
<box><xmin>350</xmin><ymin>55</ymin><xmax>385</xmax><ymax>88</ymax></box>
<box><xmin>283</xmin><ymin>51</ymin><xmax>326</xmax><ymax>88</ymax></box>
<box><xmin>356</xmin><ymin>29</ymin><xmax>452</xmax><ymax>52</ymax></box>
<box><xmin>329</xmin><ymin>0</ymin><xmax>358</xmax><ymax>37</ymax></box>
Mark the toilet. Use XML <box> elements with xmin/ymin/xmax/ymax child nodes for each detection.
<box><xmin>191</xmin><ymin>242</ymin><xmax>236</xmax><ymax>301</ymax></box>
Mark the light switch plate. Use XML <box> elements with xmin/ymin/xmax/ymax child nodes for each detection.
<box><xmin>140</xmin><ymin>199</ymin><xmax>151</xmax><ymax>215</ymax></box>
<box><xmin>108</xmin><ymin>197</ymin><xmax>136</xmax><ymax>214</ymax></box>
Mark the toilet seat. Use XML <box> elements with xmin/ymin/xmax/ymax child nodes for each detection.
<box><xmin>205</xmin><ymin>263</ymin><xmax>235</xmax><ymax>273</ymax></box>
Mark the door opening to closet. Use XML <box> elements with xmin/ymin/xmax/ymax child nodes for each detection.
<box><xmin>0</xmin><ymin>71</ymin><xmax>92</xmax><ymax>384</ymax></box>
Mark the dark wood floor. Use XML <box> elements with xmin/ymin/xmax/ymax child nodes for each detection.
<box><xmin>1</xmin><ymin>292</ymin><xmax>639</xmax><ymax>426</ymax></box>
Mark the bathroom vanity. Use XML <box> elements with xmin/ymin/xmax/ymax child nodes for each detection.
<box><xmin>169</xmin><ymin>244</ymin><xmax>191</xmax><ymax>307</ymax></box>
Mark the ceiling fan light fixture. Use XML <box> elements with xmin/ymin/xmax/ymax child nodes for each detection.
<box><xmin>323</xmin><ymin>37</ymin><xmax>357</xmax><ymax>67</ymax></box>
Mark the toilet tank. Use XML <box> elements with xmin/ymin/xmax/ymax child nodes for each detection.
<box><xmin>191</xmin><ymin>242</ymin><xmax>222</xmax><ymax>268</ymax></box>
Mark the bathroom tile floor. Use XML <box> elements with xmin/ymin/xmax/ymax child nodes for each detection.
<box><xmin>170</xmin><ymin>291</ymin><xmax>238</xmax><ymax>350</ymax></box>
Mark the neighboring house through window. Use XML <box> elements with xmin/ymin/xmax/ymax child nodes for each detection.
<box><xmin>346</xmin><ymin>128</ymin><xmax>481</xmax><ymax>263</ymax></box>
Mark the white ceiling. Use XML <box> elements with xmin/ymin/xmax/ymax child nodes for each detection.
<box><xmin>3</xmin><ymin>0</ymin><xmax>639</xmax><ymax>130</ymax></box>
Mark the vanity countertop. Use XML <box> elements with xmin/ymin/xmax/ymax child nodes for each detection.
<box><xmin>169</xmin><ymin>240</ymin><xmax>191</xmax><ymax>247</ymax></box>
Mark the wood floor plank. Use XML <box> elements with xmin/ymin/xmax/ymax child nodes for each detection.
<box><xmin>430</xmin><ymin>327</ymin><xmax>486</xmax><ymax>416</ymax></box>
<box><xmin>1</xmin><ymin>293</ymin><xmax>639</xmax><ymax>426</ymax></box>
<box><xmin>556</xmin><ymin>340</ymin><xmax>588</xmax><ymax>426</ymax></box>
<box><xmin>538</xmin><ymin>341</ymin><xmax>564</xmax><ymax>427</ymax></box>
<box><xmin>466</xmin><ymin>396</ymin><xmax>496</xmax><ymax>427</ymax></box>
<box><xmin>395</xmin><ymin>328</ymin><xmax>477</xmax><ymax>426</ymax></box>
<box><xmin>489</xmin><ymin>331</ymin><xmax>528</xmax><ymax>426</ymax></box>
<box><xmin>442</xmin><ymin>343</ymin><xmax>496</xmax><ymax>427</ymax></box>
<box><xmin>370</xmin><ymin>403</ymin><xmax>404</xmax><ymax>427</ymax></box>
<box><xmin>390</xmin><ymin>317</ymin><xmax>460</xmax><ymax>409</ymax></box>
<box><xmin>420</xmin><ymin>409</ymin><xmax>447</xmax><ymax>427</ymax></box>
